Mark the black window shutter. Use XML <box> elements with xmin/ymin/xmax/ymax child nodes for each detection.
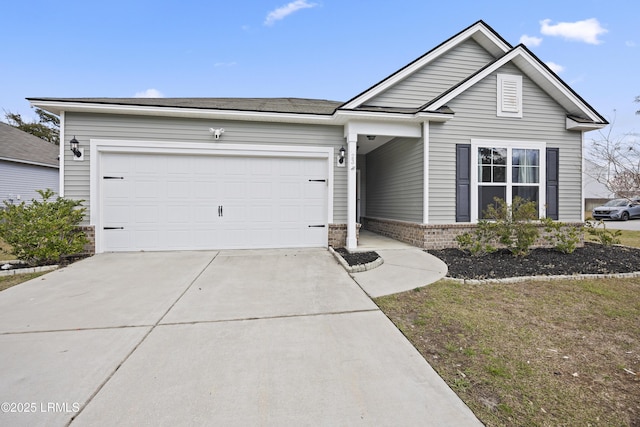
<box><xmin>456</xmin><ymin>144</ymin><xmax>471</xmax><ymax>222</ymax></box>
<box><xmin>546</xmin><ymin>148</ymin><xmax>559</xmax><ymax>220</ymax></box>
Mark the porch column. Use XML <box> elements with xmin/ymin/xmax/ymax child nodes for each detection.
<box><xmin>346</xmin><ymin>133</ymin><xmax>358</xmax><ymax>250</ymax></box>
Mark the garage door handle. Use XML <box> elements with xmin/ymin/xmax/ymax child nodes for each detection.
<box><xmin>308</xmin><ymin>179</ymin><xmax>326</xmax><ymax>182</ymax></box>
<box><xmin>308</xmin><ymin>225</ymin><xmax>325</xmax><ymax>228</ymax></box>
<box><xmin>103</xmin><ymin>176</ymin><xmax>124</xmax><ymax>180</ymax></box>
<box><xmin>218</xmin><ymin>206</ymin><xmax>223</xmax><ymax>217</ymax></box>
<box><xmin>104</xmin><ymin>227</ymin><xmax>124</xmax><ymax>230</ymax></box>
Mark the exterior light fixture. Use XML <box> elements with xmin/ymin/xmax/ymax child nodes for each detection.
<box><xmin>339</xmin><ymin>146</ymin><xmax>346</xmax><ymax>164</ymax></box>
<box><xmin>209</xmin><ymin>128</ymin><xmax>225</xmax><ymax>140</ymax></box>
<box><xmin>366</xmin><ymin>135</ymin><xmax>376</xmax><ymax>140</ymax></box>
<box><xmin>70</xmin><ymin>136</ymin><xmax>82</xmax><ymax>158</ymax></box>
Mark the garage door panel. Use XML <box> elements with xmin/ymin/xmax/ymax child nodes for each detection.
<box><xmin>167</xmin><ymin>205</ymin><xmax>191</xmax><ymax>223</ymax></box>
<box><xmin>101</xmin><ymin>153</ymin><xmax>327</xmax><ymax>251</ymax></box>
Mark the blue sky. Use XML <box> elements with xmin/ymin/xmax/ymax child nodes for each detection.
<box><xmin>1</xmin><ymin>0</ymin><xmax>638</xmax><ymax>140</ymax></box>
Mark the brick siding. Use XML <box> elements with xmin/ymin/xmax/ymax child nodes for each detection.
<box><xmin>361</xmin><ymin>217</ymin><xmax>584</xmax><ymax>250</ymax></box>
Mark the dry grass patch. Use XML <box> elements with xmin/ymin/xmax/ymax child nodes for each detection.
<box><xmin>376</xmin><ymin>278</ymin><xmax>640</xmax><ymax>426</ymax></box>
<box><xmin>617</xmin><ymin>230</ymin><xmax>640</xmax><ymax>248</ymax></box>
<box><xmin>0</xmin><ymin>272</ymin><xmax>46</xmax><ymax>292</ymax></box>
<box><xmin>0</xmin><ymin>237</ymin><xmax>12</xmax><ymax>259</ymax></box>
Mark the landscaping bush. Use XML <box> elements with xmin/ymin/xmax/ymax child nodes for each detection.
<box><xmin>0</xmin><ymin>189</ymin><xmax>88</xmax><ymax>266</ymax></box>
<box><xmin>584</xmin><ymin>219</ymin><xmax>621</xmax><ymax>246</ymax></box>
<box><xmin>483</xmin><ymin>197</ymin><xmax>539</xmax><ymax>256</ymax></box>
<box><xmin>541</xmin><ymin>217</ymin><xmax>581</xmax><ymax>254</ymax></box>
<box><xmin>455</xmin><ymin>220</ymin><xmax>497</xmax><ymax>256</ymax></box>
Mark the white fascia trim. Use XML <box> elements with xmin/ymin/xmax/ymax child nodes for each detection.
<box><xmin>429</xmin><ymin>47</ymin><xmax>604</xmax><ymax>123</ymax></box>
<box><xmin>335</xmin><ymin>110</ymin><xmax>453</xmax><ymax>124</ymax></box>
<box><xmin>30</xmin><ymin>99</ymin><xmax>454</xmax><ymax>127</ymax></box>
<box><xmin>30</xmin><ymin>100</ymin><xmax>336</xmax><ymax>125</ymax></box>
<box><xmin>344</xmin><ymin>121</ymin><xmax>423</xmax><ymax>139</ymax></box>
<box><xmin>89</xmin><ymin>139</ymin><xmax>334</xmax><ymax>250</ymax></box>
<box><xmin>566</xmin><ymin>117</ymin><xmax>607</xmax><ymax>131</ymax></box>
<box><xmin>341</xmin><ymin>23</ymin><xmax>510</xmax><ymax>109</ymax></box>
<box><xmin>0</xmin><ymin>157</ymin><xmax>58</xmax><ymax>169</ymax></box>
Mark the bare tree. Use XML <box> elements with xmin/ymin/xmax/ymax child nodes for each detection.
<box><xmin>585</xmin><ymin>111</ymin><xmax>640</xmax><ymax>199</ymax></box>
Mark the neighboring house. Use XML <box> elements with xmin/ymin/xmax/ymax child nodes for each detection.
<box><xmin>29</xmin><ymin>21</ymin><xmax>606</xmax><ymax>254</ymax></box>
<box><xmin>583</xmin><ymin>158</ymin><xmax>614</xmax><ymax>211</ymax></box>
<box><xmin>0</xmin><ymin>122</ymin><xmax>59</xmax><ymax>206</ymax></box>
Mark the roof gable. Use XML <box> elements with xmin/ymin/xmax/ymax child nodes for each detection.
<box><xmin>423</xmin><ymin>44</ymin><xmax>607</xmax><ymax>125</ymax></box>
<box><xmin>341</xmin><ymin>20</ymin><xmax>511</xmax><ymax>109</ymax></box>
<box><xmin>0</xmin><ymin>122</ymin><xmax>59</xmax><ymax>167</ymax></box>
<box><xmin>364</xmin><ymin>38</ymin><xmax>497</xmax><ymax>109</ymax></box>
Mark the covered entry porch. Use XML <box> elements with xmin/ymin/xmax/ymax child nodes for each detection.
<box><xmin>343</xmin><ymin>119</ymin><xmax>451</xmax><ymax>251</ymax></box>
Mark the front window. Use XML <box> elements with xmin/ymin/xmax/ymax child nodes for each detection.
<box><xmin>472</xmin><ymin>140</ymin><xmax>546</xmax><ymax>221</ymax></box>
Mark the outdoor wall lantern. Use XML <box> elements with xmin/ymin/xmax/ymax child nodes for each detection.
<box><xmin>70</xmin><ymin>136</ymin><xmax>82</xmax><ymax>158</ymax></box>
<box><xmin>339</xmin><ymin>146</ymin><xmax>346</xmax><ymax>164</ymax></box>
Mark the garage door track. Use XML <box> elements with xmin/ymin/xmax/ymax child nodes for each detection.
<box><xmin>0</xmin><ymin>249</ymin><xmax>480</xmax><ymax>426</ymax></box>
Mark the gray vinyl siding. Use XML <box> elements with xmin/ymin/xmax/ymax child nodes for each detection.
<box><xmin>63</xmin><ymin>113</ymin><xmax>346</xmax><ymax>224</ymax></box>
<box><xmin>0</xmin><ymin>160</ymin><xmax>59</xmax><ymax>205</ymax></box>
<box><xmin>428</xmin><ymin>62</ymin><xmax>583</xmax><ymax>223</ymax></box>
<box><xmin>365</xmin><ymin>137</ymin><xmax>423</xmax><ymax>222</ymax></box>
<box><xmin>367</xmin><ymin>40</ymin><xmax>496</xmax><ymax>108</ymax></box>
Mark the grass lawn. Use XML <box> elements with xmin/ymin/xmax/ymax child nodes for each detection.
<box><xmin>376</xmin><ymin>278</ymin><xmax>640</xmax><ymax>426</ymax></box>
<box><xmin>617</xmin><ymin>230</ymin><xmax>640</xmax><ymax>248</ymax></box>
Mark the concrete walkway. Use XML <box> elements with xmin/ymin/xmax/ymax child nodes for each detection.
<box><xmin>350</xmin><ymin>230</ymin><xmax>449</xmax><ymax>298</ymax></box>
<box><xmin>0</xmin><ymin>248</ymin><xmax>480</xmax><ymax>427</ymax></box>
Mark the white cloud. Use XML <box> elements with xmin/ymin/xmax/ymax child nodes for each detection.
<box><xmin>545</xmin><ymin>61</ymin><xmax>565</xmax><ymax>74</ymax></box>
<box><xmin>264</xmin><ymin>0</ymin><xmax>317</xmax><ymax>26</ymax></box>
<box><xmin>134</xmin><ymin>88</ymin><xmax>164</xmax><ymax>98</ymax></box>
<box><xmin>626</xmin><ymin>40</ymin><xmax>636</xmax><ymax>47</ymax></box>
<box><xmin>519</xmin><ymin>34</ymin><xmax>543</xmax><ymax>47</ymax></box>
<box><xmin>214</xmin><ymin>61</ymin><xmax>237</xmax><ymax>68</ymax></box>
<box><xmin>540</xmin><ymin>18</ymin><xmax>607</xmax><ymax>45</ymax></box>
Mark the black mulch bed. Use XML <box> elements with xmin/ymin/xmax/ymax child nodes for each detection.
<box><xmin>427</xmin><ymin>242</ymin><xmax>640</xmax><ymax>280</ymax></box>
<box><xmin>334</xmin><ymin>248</ymin><xmax>380</xmax><ymax>267</ymax></box>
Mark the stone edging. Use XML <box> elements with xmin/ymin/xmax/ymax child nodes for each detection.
<box><xmin>328</xmin><ymin>247</ymin><xmax>384</xmax><ymax>273</ymax></box>
<box><xmin>447</xmin><ymin>271</ymin><xmax>640</xmax><ymax>285</ymax></box>
<box><xmin>0</xmin><ymin>263</ymin><xmax>59</xmax><ymax>277</ymax></box>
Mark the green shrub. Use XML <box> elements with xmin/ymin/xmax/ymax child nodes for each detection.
<box><xmin>483</xmin><ymin>197</ymin><xmax>540</xmax><ymax>256</ymax></box>
<box><xmin>0</xmin><ymin>189</ymin><xmax>88</xmax><ymax>266</ymax></box>
<box><xmin>540</xmin><ymin>217</ymin><xmax>581</xmax><ymax>254</ymax></box>
<box><xmin>455</xmin><ymin>220</ymin><xmax>498</xmax><ymax>256</ymax></box>
<box><xmin>584</xmin><ymin>220</ymin><xmax>621</xmax><ymax>246</ymax></box>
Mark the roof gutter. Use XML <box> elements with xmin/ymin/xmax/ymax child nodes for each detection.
<box><xmin>29</xmin><ymin>99</ymin><xmax>454</xmax><ymax>126</ymax></box>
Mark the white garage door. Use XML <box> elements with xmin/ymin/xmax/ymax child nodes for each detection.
<box><xmin>100</xmin><ymin>152</ymin><xmax>328</xmax><ymax>252</ymax></box>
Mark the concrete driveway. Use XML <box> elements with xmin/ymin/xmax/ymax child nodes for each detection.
<box><xmin>597</xmin><ymin>217</ymin><xmax>640</xmax><ymax>231</ymax></box>
<box><xmin>0</xmin><ymin>249</ymin><xmax>480</xmax><ymax>426</ymax></box>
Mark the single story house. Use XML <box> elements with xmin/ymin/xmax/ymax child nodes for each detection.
<box><xmin>0</xmin><ymin>122</ymin><xmax>59</xmax><ymax>206</ymax></box>
<box><xmin>29</xmin><ymin>20</ymin><xmax>606</xmax><ymax>253</ymax></box>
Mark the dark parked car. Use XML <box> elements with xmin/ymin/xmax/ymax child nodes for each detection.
<box><xmin>592</xmin><ymin>198</ymin><xmax>640</xmax><ymax>221</ymax></box>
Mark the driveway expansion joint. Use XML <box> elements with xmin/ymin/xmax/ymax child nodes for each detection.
<box><xmin>67</xmin><ymin>252</ymin><xmax>220</xmax><ymax>425</ymax></box>
<box><xmin>157</xmin><ymin>308</ymin><xmax>381</xmax><ymax>327</ymax></box>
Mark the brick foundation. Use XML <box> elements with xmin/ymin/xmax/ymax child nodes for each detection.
<box><xmin>328</xmin><ymin>223</ymin><xmax>361</xmax><ymax>248</ymax></box>
<box><xmin>78</xmin><ymin>225</ymin><xmax>96</xmax><ymax>255</ymax></box>
<box><xmin>361</xmin><ymin>217</ymin><xmax>584</xmax><ymax>250</ymax></box>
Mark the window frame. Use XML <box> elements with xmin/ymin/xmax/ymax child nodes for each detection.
<box><xmin>470</xmin><ymin>139</ymin><xmax>546</xmax><ymax>222</ymax></box>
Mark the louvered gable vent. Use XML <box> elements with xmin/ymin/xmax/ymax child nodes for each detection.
<box><xmin>497</xmin><ymin>74</ymin><xmax>522</xmax><ymax>118</ymax></box>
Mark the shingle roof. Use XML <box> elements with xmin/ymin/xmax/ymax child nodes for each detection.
<box><xmin>28</xmin><ymin>97</ymin><xmax>344</xmax><ymax>115</ymax></box>
<box><xmin>0</xmin><ymin>122</ymin><xmax>59</xmax><ymax>167</ymax></box>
